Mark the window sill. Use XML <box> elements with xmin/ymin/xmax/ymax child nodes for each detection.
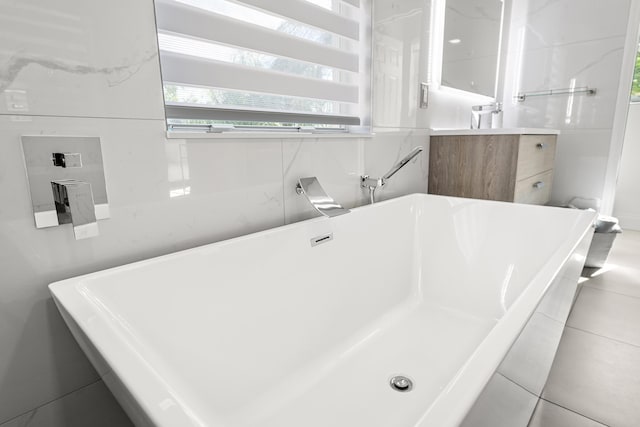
<box><xmin>166</xmin><ymin>131</ymin><xmax>375</xmax><ymax>140</ymax></box>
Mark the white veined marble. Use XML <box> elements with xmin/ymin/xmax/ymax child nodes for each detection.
<box><xmin>500</xmin><ymin>0</ymin><xmax>631</xmax><ymax>208</ymax></box>
<box><xmin>0</xmin><ymin>0</ymin><xmax>165</xmax><ymax>119</ymax></box>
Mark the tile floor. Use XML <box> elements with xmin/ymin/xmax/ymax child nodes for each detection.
<box><xmin>528</xmin><ymin>229</ymin><xmax>640</xmax><ymax>427</ymax></box>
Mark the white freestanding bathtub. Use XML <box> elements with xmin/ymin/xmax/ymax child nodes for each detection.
<box><xmin>49</xmin><ymin>194</ymin><xmax>596</xmax><ymax>427</ymax></box>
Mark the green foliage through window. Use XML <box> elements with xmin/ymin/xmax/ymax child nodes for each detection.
<box><xmin>632</xmin><ymin>44</ymin><xmax>640</xmax><ymax>102</ymax></box>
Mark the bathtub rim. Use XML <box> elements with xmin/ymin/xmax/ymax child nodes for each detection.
<box><xmin>48</xmin><ymin>194</ymin><xmax>597</xmax><ymax>427</ymax></box>
<box><xmin>415</xmin><ymin>205</ymin><xmax>595</xmax><ymax>426</ymax></box>
<box><xmin>49</xmin><ymin>193</ymin><xmax>428</xmax><ymax>427</ymax></box>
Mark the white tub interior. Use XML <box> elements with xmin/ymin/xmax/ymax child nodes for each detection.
<box><xmin>50</xmin><ymin>194</ymin><xmax>596</xmax><ymax>427</ymax></box>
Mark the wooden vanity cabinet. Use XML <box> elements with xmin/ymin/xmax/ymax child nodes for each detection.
<box><xmin>428</xmin><ymin>134</ymin><xmax>557</xmax><ymax>205</ymax></box>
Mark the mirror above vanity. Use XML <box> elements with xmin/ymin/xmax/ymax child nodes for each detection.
<box><xmin>431</xmin><ymin>0</ymin><xmax>505</xmax><ymax>100</ymax></box>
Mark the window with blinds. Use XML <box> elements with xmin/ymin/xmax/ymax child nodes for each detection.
<box><xmin>154</xmin><ymin>0</ymin><xmax>371</xmax><ymax>133</ymax></box>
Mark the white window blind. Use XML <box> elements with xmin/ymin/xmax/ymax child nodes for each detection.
<box><xmin>154</xmin><ymin>0</ymin><xmax>370</xmax><ymax>131</ymax></box>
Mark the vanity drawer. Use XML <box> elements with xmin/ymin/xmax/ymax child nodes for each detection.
<box><xmin>516</xmin><ymin>135</ymin><xmax>557</xmax><ymax>180</ymax></box>
<box><xmin>514</xmin><ymin>170</ymin><xmax>553</xmax><ymax>205</ymax></box>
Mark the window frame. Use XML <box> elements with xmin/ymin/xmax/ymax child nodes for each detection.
<box><xmin>155</xmin><ymin>0</ymin><xmax>373</xmax><ymax>136</ymax></box>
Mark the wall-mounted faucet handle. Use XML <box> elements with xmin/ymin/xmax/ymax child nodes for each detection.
<box><xmin>296</xmin><ymin>177</ymin><xmax>350</xmax><ymax>218</ymax></box>
<box><xmin>51</xmin><ymin>179</ymin><xmax>99</xmax><ymax>240</ymax></box>
<box><xmin>52</xmin><ymin>152</ymin><xmax>83</xmax><ymax>168</ymax></box>
<box><xmin>360</xmin><ymin>147</ymin><xmax>424</xmax><ymax>204</ymax></box>
<box><xmin>361</xmin><ymin>147</ymin><xmax>424</xmax><ymax>189</ymax></box>
<box><xmin>22</xmin><ymin>136</ymin><xmax>109</xmax><ymax>234</ymax></box>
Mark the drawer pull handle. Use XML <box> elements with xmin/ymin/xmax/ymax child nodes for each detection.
<box><xmin>532</xmin><ymin>181</ymin><xmax>545</xmax><ymax>189</ymax></box>
<box><xmin>536</xmin><ymin>143</ymin><xmax>546</xmax><ymax>149</ymax></box>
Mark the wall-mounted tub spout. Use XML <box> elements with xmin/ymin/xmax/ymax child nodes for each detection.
<box><xmin>295</xmin><ymin>177</ymin><xmax>350</xmax><ymax>218</ymax></box>
<box><xmin>361</xmin><ymin>147</ymin><xmax>424</xmax><ymax>204</ymax></box>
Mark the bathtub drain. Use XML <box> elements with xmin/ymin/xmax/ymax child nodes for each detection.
<box><xmin>389</xmin><ymin>375</ymin><xmax>413</xmax><ymax>392</ymax></box>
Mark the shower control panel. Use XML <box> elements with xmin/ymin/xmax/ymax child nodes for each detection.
<box><xmin>21</xmin><ymin>136</ymin><xmax>109</xmax><ymax>239</ymax></box>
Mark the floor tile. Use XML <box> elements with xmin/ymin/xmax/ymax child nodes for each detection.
<box><xmin>607</xmin><ymin>230</ymin><xmax>640</xmax><ymax>264</ymax></box>
<box><xmin>568</xmin><ymin>286</ymin><xmax>640</xmax><ymax>347</ymax></box>
<box><xmin>542</xmin><ymin>327</ymin><xmax>640</xmax><ymax>427</ymax></box>
<box><xmin>582</xmin><ymin>230</ymin><xmax>640</xmax><ymax>297</ymax></box>
<box><xmin>528</xmin><ymin>399</ymin><xmax>606</xmax><ymax>427</ymax></box>
<box><xmin>461</xmin><ymin>374</ymin><xmax>538</xmax><ymax>427</ymax></box>
<box><xmin>0</xmin><ymin>381</ymin><xmax>132</xmax><ymax>427</ymax></box>
<box><xmin>582</xmin><ymin>252</ymin><xmax>640</xmax><ymax>296</ymax></box>
<box><xmin>582</xmin><ymin>265</ymin><xmax>640</xmax><ymax>298</ymax></box>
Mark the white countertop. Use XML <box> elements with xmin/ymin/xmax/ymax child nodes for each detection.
<box><xmin>430</xmin><ymin>128</ymin><xmax>560</xmax><ymax>136</ymax></box>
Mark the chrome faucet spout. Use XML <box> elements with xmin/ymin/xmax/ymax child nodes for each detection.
<box><xmin>296</xmin><ymin>177</ymin><xmax>350</xmax><ymax>218</ymax></box>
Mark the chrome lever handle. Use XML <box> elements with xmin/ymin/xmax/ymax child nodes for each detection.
<box><xmin>51</xmin><ymin>179</ymin><xmax>99</xmax><ymax>239</ymax></box>
<box><xmin>532</xmin><ymin>181</ymin><xmax>545</xmax><ymax>189</ymax></box>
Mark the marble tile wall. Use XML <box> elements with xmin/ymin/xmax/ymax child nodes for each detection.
<box><xmin>0</xmin><ymin>0</ymin><xmax>431</xmax><ymax>425</ymax></box>
<box><xmin>501</xmin><ymin>0</ymin><xmax>632</xmax><ymax>209</ymax></box>
<box><xmin>0</xmin><ymin>0</ymin><xmax>165</xmax><ymax>120</ymax></box>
